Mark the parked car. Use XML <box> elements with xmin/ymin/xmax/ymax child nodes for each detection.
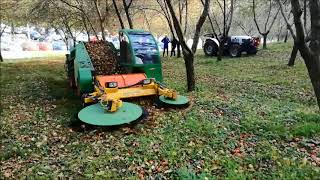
<box><xmin>76</xmin><ymin>33</ymin><xmax>89</xmax><ymax>42</ymax></box>
<box><xmin>203</xmin><ymin>34</ymin><xmax>260</xmax><ymax>57</ymax></box>
<box><xmin>52</xmin><ymin>40</ymin><xmax>67</xmax><ymax>50</ymax></box>
<box><xmin>30</xmin><ymin>31</ymin><xmax>42</xmax><ymax>40</ymax></box>
<box><xmin>21</xmin><ymin>41</ymin><xmax>39</xmax><ymax>51</ymax></box>
<box><xmin>38</xmin><ymin>42</ymin><xmax>53</xmax><ymax>51</ymax></box>
<box><xmin>45</xmin><ymin>33</ymin><xmax>61</xmax><ymax>42</ymax></box>
<box><xmin>1</xmin><ymin>41</ymin><xmax>14</xmax><ymax>51</ymax></box>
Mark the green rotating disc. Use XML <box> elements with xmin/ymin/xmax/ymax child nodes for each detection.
<box><xmin>159</xmin><ymin>95</ymin><xmax>189</xmax><ymax>106</ymax></box>
<box><xmin>78</xmin><ymin>102</ymin><xmax>143</xmax><ymax>126</ymax></box>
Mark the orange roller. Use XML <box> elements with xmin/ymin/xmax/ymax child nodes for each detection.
<box><xmin>96</xmin><ymin>73</ymin><xmax>147</xmax><ymax>88</ymax></box>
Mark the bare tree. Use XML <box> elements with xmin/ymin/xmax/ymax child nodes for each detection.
<box><xmin>204</xmin><ymin>0</ymin><xmax>234</xmax><ymax>61</ymax></box>
<box><xmin>31</xmin><ymin>0</ymin><xmax>82</xmax><ymax>47</ymax></box>
<box><xmin>253</xmin><ymin>0</ymin><xmax>280</xmax><ymax>49</ymax></box>
<box><xmin>81</xmin><ymin>13</ymin><xmax>90</xmax><ymax>40</ymax></box>
<box><xmin>156</xmin><ymin>0</ymin><xmax>182</xmax><ymax>57</ymax></box>
<box><xmin>217</xmin><ymin>0</ymin><xmax>234</xmax><ymax>61</ymax></box>
<box><xmin>59</xmin><ymin>0</ymin><xmax>99</xmax><ymax>39</ymax></box>
<box><xmin>122</xmin><ymin>0</ymin><xmax>134</xmax><ymax>28</ymax></box>
<box><xmin>0</xmin><ymin>24</ymin><xmax>7</xmax><ymax>62</ymax></box>
<box><xmin>112</xmin><ymin>0</ymin><xmax>125</xmax><ymax>29</ymax></box>
<box><xmin>156</xmin><ymin>0</ymin><xmax>175</xmax><ymax>37</ymax></box>
<box><xmin>279</xmin><ymin>0</ymin><xmax>320</xmax><ymax>109</ymax></box>
<box><xmin>164</xmin><ymin>0</ymin><xmax>210</xmax><ymax>91</ymax></box>
<box><xmin>289</xmin><ymin>0</ymin><xmax>308</xmax><ymax>67</ymax></box>
<box><xmin>278</xmin><ymin>0</ymin><xmax>311</xmax><ymax>66</ymax></box>
<box><xmin>0</xmin><ymin>0</ymin><xmax>18</xmax><ymax>62</ymax></box>
<box><xmin>93</xmin><ymin>0</ymin><xmax>109</xmax><ymax>41</ymax></box>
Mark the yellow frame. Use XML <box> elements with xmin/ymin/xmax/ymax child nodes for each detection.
<box><xmin>84</xmin><ymin>79</ymin><xmax>177</xmax><ymax>112</ymax></box>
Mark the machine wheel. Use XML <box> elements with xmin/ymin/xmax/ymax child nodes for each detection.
<box><xmin>229</xmin><ymin>44</ymin><xmax>241</xmax><ymax>58</ymax></box>
<box><xmin>68</xmin><ymin>75</ymin><xmax>76</xmax><ymax>89</ymax></box>
<box><xmin>247</xmin><ymin>48</ymin><xmax>257</xmax><ymax>55</ymax></box>
<box><xmin>158</xmin><ymin>95</ymin><xmax>190</xmax><ymax>108</ymax></box>
<box><xmin>203</xmin><ymin>41</ymin><xmax>218</xmax><ymax>56</ymax></box>
<box><xmin>78</xmin><ymin>102</ymin><xmax>145</xmax><ymax>126</ymax></box>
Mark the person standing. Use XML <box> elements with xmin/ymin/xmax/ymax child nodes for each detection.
<box><xmin>170</xmin><ymin>37</ymin><xmax>178</xmax><ymax>57</ymax></box>
<box><xmin>161</xmin><ymin>35</ymin><xmax>170</xmax><ymax>57</ymax></box>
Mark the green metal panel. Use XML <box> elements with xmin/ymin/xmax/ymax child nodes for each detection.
<box><xmin>159</xmin><ymin>95</ymin><xmax>189</xmax><ymax>105</ymax></box>
<box><xmin>72</xmin><ymin>30</ymin><xmax>163</xmax><ymax>95</ymax></box>
<box><xmin>78</xmin><ymin>102</ymin><xmax>143</xmax><ymax>126</ymax></box>
<box><xmin>74</xmin><ymin>42</ymin><xmax>94</xmax><ymax>94</ymax></box>
<box><xmin>119</xmin><ymin>29</ymin><xmax>163</xmax><ymax>82</ymax></box>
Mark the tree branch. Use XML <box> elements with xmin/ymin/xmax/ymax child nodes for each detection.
<box><xmin>277</xmin><ymin>0</ymin><xmax>296</xmax><ymax>40</ymax></box>
<box><xmin>191</xmin><ymin>0</ymin><xmax>210</xmax><ymax>53</ymax></box>
<box><xmin>252</xmin><ymin>0</ymin><xmax>262</xmax><ymax>34</ymax></box>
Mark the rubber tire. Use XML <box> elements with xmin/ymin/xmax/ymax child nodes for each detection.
<box><xmin>203</xmin><ymin>40</ymin><xmax>218</xmax><ymax>56</ymax></box>
<box><xmin>68</xmin><ymin>75</ymin><xmax>76</xmax><ymax>89</ymax></box>
<box><xmin>247</xmin><ymin>48</ymin><xmax>257</xmax><ymax>55</ymax></box>
<box><xmin>229</xmin><ymin>44</ymin><xmax>241</xmax><ymax>58</ymax></box>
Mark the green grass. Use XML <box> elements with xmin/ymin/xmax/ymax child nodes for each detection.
<box><xmin>1</xmin><ymin>43</ymin><xmax>319</xmax><ymax>179</ymax></box>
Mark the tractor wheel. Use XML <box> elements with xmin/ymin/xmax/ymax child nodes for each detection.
<box><xmin>68</xmin><ymin>75</ymin><xmax>76</xmax><ymax>89</ymax></box>
<box><xmin>247</xmin><ymin>48</ymin><xmax>257</xmax><ymax>55</ymax></box>
<box><xmin>229</xmin><ymin>44</ymin><xmax>241</xmax><ymax>58</ymax></box>
<box><xmin>203</xmin><ymin>41</ymin><xmax>218</xmax><ymax>56</ymax></box>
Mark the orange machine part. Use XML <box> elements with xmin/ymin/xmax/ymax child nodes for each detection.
<box><xmin>95</xmin><ymin>73</ymin><xmax>147</xmax><ymax>88</ymax></box>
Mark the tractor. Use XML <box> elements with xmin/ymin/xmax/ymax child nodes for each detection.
<box><xmin>203</xmin><ymin>34</ymin><xmax>260</xmax><ymax>57</ymax></box>
<box><xmin>65</xmin><ymin>29</ymin><xmax>189</xmax><ymax>126</ymax></box>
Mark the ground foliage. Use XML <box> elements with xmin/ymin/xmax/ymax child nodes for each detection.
<box><xmin>0</xmin><ymin>43</ymin><xmax>319</xmax><ymax>179</ymax></box>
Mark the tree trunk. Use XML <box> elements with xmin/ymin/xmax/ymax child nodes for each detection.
<box><xmin>93</xmin><ymin>0</ymin><xmax>106</xmax><ymax>41</ymax></box>
<box><xmin>184</xmin><ymin>0</ymin><xmax>188</xmax><ymax>35</ymax></box>
<box><xmin>112</xmin><ymin>0</ymin><xmax>125</xmax><ymax>29</ymax></box>
<box><xmin>217</xmin><ymin>39</ymin><xmax>225</xmax><ymax>61</ymax></box>
<box><xmin>277</xmin><ymin>21</ymin><xmax>283</xmax><ymax>42</ymax></box>
<box><xmin>165</xmin><ymin>15</ymin><xmax>175</xmax><ymax>38</ymax></box>
<box><xmin>191</xmin><ymin>0</ymin><xmax>210</xmax><ymax>54</ymax></box>
<box><xmin>165</xmin><ymin>0</ymin><xmax>196</xmax><ymax>91</ymax></box>
<box><xmin>290</xmin><ymin>0</ymin><xmax>320</xmax><ymax>109</ymax></box>
<box><xmin>215</xmin><ymin>0</ymin><xmax>233</xmax><ymax>61</ymax></box>
<box><xmin>0</xmin><ymin>33</ymin><xmax>3</xmax><ymax>62</ymax></box>
<box><xmin>288</xmin><ymin>44</ymin><xmax>298</xmax><ymax>66</ymax></box>
<box><xmin>0</xmin><ymin>51</ymin><xmax>3</xmax><ymax>62</ymax></box>
<box><xmin>84</xmin><ymin>13</ymin><xmax>99</xmax><ymax>39</ymax></box>
<box><xmin>301</xmin><ymin>49</ymin><xmax>320</xmax><ymax>108</ymax></box>
<box><xmin>81</xmin><ymin>15</ymin><xmax>90</xmax><ymax>41</ymax></box>
<box><xmin>63</xmin><ymin>20</ymin><xmax>75</xmax><ymax>47</ymax></box>
<box><xmin>308</xmin><ymin>0</ymin><xmax>320</xmax><ymax>108</ymax></box>
<box><xmin>184</xmin><ymin>53</ymin><xmax>195</xmax><ymax>91</ymax></box>
<box><xmin>262</xmin><ymin>34</ymin><xmax>267</xmax><ymax>49</ymax></box>
<box><xmin>310</xmin><ymin>58</ymin><xmax>320</xmax><ymax>109</ymax></box>
<box><xmin>178</xmin><ymin>0</ymin><xmax>182</xmax><ymax>26</ymax></box>
<box><xmin>143</xmin><ymin>10</ymin><xmax>151</xmax><ymax>31</ymax></box>
<box><xmin>284</xmin><ymin>29</ymin><xmax>288</xmax><ymax>43</ymax></box>
<box><xmin>177</xmin><ymin>43</ymin><xmax>181</xmax><ymax>58</ymax></box>
<box><xmin>122</xmin><ymin>0</ymin><xmax>133</xmax><ymax>29</ymax></box>
<box><xmin>11</xmin><ymin>23</ymin><xmax>14</xmax><ymax>41</ymax></box>
<box><xmin>303</xmin><ymin>0</ymin><xmax>307</xmax><ymax>30</ymax></box>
